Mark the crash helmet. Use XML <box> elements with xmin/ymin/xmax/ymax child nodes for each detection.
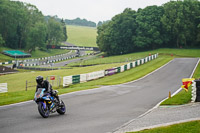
<box><xmin>36</xmin><ymin>76</ymin><xmax>43</xmax><ymax>85</ymax></box>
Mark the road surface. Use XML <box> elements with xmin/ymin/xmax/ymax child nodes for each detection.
<box><xmin>0</xmin><ymin>58</ymin><xmax>198</xmax><ymax>133</ymax></box>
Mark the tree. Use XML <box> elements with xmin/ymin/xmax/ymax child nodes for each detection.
<box><xmin>97</xmin><ymin>22</ymin><xmax>112</xmax><ymax>54</ymax></box>
<box><xmin>184</xmin><ymin>0</ymin><xmax>200</xmax><ymax>47</ymax></box>
<box><xmin>0</xmin><ymin>0</ymin><xmax>68</xmax><ymax>51</ymax></box>
<box><xmin>0</xmin><ymin>0</ymin><xmax>24</xmax><ymax>48</ymax></box>
<box><xmin>0</xmin><ymin>34</ymin><xmax>5</xmax><ymax>46</ymax></box>
<box><xmin>97</xmin><ymin>0</ymin><xmax>200</xmax><ymax>55</ymax></box>
<box><xmin>161</xmin><ymin>0</ymin><xmax>200</xmax><ymax>48</ymax></box>
<box><xmin>134</xmin><ymin>6</ymin><xmax>165</xmax><ymax>50</ymax></box>
<box><xmin>65</xmin><ymin>17</ymin><xmax>96</xmax><ymax>27</ymax></box>
<box><xmin>0</xmin><ymin>0</ymin><xmax>47</xmax><ymax>50</ymax></box>
<box><xmin>61</xmin><ymin>19</ymin><xmax>68</xmax><ymax>41</ymax></box>
<box><xmin>97</xmin><ymin>21</ymin><xmax>103</xmax><ymax>27</ymax></box>
<box><xmin>97</xmin><ymin>8</ymin><xmax>137</xmax><ymax>55</ymax></box>
<box><xmin>97</xmin><ymin>21</ymin><xmax>109</xmax><ymax>27</ymax></box>
<box><xmin>27</xmin><ymin>22</ymin><xmax>47</xmax><ymax>51</ymax></box>
<box><xmin>46</xmin><ymin>18</ymin><xmax>64</xmax><ymax>45</ymax></box>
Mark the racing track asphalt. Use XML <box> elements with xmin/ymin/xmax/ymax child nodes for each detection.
<box><xmin>39</xmin><ymin>53</ymin><xmax>96</xmax><ymax>67</ymax></box>
<box><xmin>0</xmin><ymin>58</ymin><xmax>199</xmax><ymax>133</ymax></box>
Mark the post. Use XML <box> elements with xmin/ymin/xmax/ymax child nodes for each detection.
<box><xmin>15</xmin><ymin>53</ymin><xmax>16</xmax><ymax>63</ymax></box>
<box><xmin>26</xmin><ymin>80</ymin><xmax>28</xmax><ymax>91</ymax></box>
<box><xmin>169</xmin><ymin>91</ymin><xmax>171</xmax><ymax>98</ymax></box>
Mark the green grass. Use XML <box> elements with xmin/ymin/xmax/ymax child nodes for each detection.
<box><xmin>1</xmin><ymin>25</ymin><xmax>98</xmax><ymax>62</ymax></box>
<box><xmin>68</xmin><ymin>48</ymin><xmax>200</xmax><ymax>67</ymax></box>
<box><xmin>128</xmin><ymin>120</ymin><xmax>200</xmax><ymax>133</ymax></box>
<box><xmin>193</xmin><ymin>61</ymin><xmax>200</xmax><ymax>79</ymax></box>
<box><xmin>68</xmin><ymin>51</ymin><xmax>151</xmax><ymax>66</ymax></box>
<box><xmin>0</xmin><ymin>63</ymin><xmax>126</xmax><ymax>92</ymax></box>
<box><xmin>0</xmin><ymin>47</ymin><xmax>13</xmax><ymax>62</ymax></box>
<box><xmin>0</xmin><ymin>55</ymin><xmax>169</xmax><ymax>93</ymax></box>
<box><xmin>0</xmin><ymin>90</ymin><xmax>36</xmax><ymax>105</ymax></box>
<box><xmin>161</xmin><ymin>87</ymin><xmax>192</xmax><ymax>105</ymax></box>
<box><xmin>0</xmin><ymin>48</ymin><xmax>69</xmax><ymax>62</ymax></box>
<box><xmin>154</xmin><ymin>48</ymin><xmax>200</xmax><ymax>57</ymax></box>
<box><xmin>0</xmin><ymin>55</ymin><xmax>172</xmax><ymax>106</ymax></box>
<box><xmin>75</xmin><ymin>56</ymin><xmax>171</xmax><ymax>86</ymax></box>
<box><xmin>30</xmin><ymin>49</ymin><xmax>69</xmax><ymax>58</ymax></box>
<box><xmin>67</xmin><ymin>25</ymin><xmax>97</xmax><ymax>47</ymax></box>
<box><xmin>1</xmin><ymin>48</ymin><xmax>200</xmax><ymax>106</ymax></box>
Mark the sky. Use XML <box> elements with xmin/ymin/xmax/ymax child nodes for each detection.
<box><xmin>14</xmin><ymin>0</ymin><xmax>171</xmax><ymax>23</ymax></box>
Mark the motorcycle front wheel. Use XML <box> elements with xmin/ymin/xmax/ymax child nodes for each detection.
<box><xmin>38</xmin><ymin>102</ymin><xmax>50</xmax><ymax>118</ymax></box>
<box><xmin>57</xmin><ymin>100</ymin><xmax>66</xmax><ymax>115</ymax></box>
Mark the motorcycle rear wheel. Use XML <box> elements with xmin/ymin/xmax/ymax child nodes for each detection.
<box><xmin>38</xmin><ymin>102</ymin><xmax>50</xmax><ymax>118</ymax></box>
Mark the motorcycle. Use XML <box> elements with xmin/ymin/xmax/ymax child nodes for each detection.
<box><xmin>34</xmin><ymin>88</ymin><xmax>66</xmax><ymax>118</ymax></box>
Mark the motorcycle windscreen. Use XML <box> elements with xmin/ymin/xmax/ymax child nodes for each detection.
<box><xmin>35</xmin><ymin>88</ymin><xmax>45</xmax><ymax>99</ymax></box>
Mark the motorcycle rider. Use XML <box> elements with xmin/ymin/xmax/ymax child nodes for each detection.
<box><xmin>36</xmin><ymin>75</ymin><xmax>60</xmax><ymax>104</ymax></box>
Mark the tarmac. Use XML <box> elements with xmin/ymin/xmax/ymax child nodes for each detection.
<box><xmin>113</xmin><ymin>102</ymin><xmax>200</xmax><ymax>133</ymax></box>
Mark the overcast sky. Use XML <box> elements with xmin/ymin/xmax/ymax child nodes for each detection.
<box><xmin>14</xmin><ymin>0</ymin><xmax>171</xmax><ymax>23</ymax></box>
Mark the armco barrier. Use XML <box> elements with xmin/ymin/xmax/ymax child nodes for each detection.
<box><xmin>80</xmin><ymin>74</ymin><xmax>87</xmax><ymax>83</ymax></box>
<box><xmin>63</xmin><ymin>70</ymin><xmax>105</xmax><ymax>87</ymax></box>
<box><xmin>137</xmin><ymin>60</ymin><xmax>140</xmax><ymax>66</ymax></box>
<box><xmin>135</xmin><ymin>60</ymin><xmax>138</xmax><ymax>67</ymax></box>
<box><xmin>145</xmin><ymin>57</ymin><xmax>148</xmax><ymax>62</ymax></box>
<box><xmin>141</xmin><ymin>59</ymin><xmax>144</xmax><ymax>64</ymax></box>
<box><xmin>132</xmin><ymin>61</ymin><xmax>136</xmax><ymax>68</ymax></box>
<box><xmin>116</xmin><ymin>67</ymin><xmax>121</xmax><ymax>73</ymax></box>
<box><xmin>63</xmin><ymin>76</ymin><xmax>73</xmax><ymax>87</ymax></box>
<box><xmin>86</xmin><ymin>70</ymin><xmax>105</xmax><ymax>81</ymax></box>
<box><xmin>120</xmin><ymin>65</ymin><xmax>125</xmax><ymax>72</ymax></box>
<box><xmin>130</xmin><ymin>62</ymin><xmax>133</xmax><ymax>68</ymax></box>
<box><xmin>105</xmin><ymin>68</ymin><xmax>116</xmax><ymax>76</ymax></box>
<box><xmin>149</xmin><ymin>56</ymin><xmax>151</xmax><ymax>61</ymax></box>
<box><xmin>0</xmin><ymin>61</ymin><xmax>15</xmax><ymax>65</ymax></box>
<box><xmin>0</xmin><ymin>52</ymin><xmax>73</xmax><ymax>66</ymax></box>
<box><xmin>127</xmin><ymin>63</ymin><xmax>130</xmax><ymax>70</ymax></box>
<box><xmin>124</xmin><ymin>64</ymin><xmax>127</xmax><ymax>71</ymax></box>
<box><xmin>63</xmin><ymin>53</ymin><xmax>158</xmax><ymax>87</ymax></box>
<box><xmin>0</xmin><ymin>83</ymin><xmax>7</xmax><ymax>93</ymax></box>
<box><xmin>72</xmin><ymin>75</ymin><xmax>80</xmax><ymax>84</ymax></box>
<box><xmin>17</xmin><ymin>66</ymin><xmax>59</xmax><ymax>71</ymax></box>
<box><xmin>0</xmin><ymin>51</ymin><xmax>82</xmax><ymax>67</ymax></box>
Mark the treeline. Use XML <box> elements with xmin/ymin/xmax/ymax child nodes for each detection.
<box><xmin>45</xmin><ymin>15</ymin><xmax>97</xmax><ymax>27</ymax></box>
<box><xmin>97</xmin><ymin>0</ymin><xmax>200</xmax><ymax>55</ymax></box>
<box><xmin>0</xmin><ymin>0</ymin><xmax>67</xmax><ymax>52</ymax></box>
<box><xmin>65</xmin><ymin>18</ymin><xmax>96</xmax><ymax>27</ymax></box>
<box><xmin>97</xmin><ymin>21</ymin><xmax>110</xmax><ymax>27</ymax></box>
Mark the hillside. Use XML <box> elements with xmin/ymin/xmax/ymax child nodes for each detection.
<box><xmin>66</xmin><ymin>25</ymin><xmax>97</xmax><ymax>47</ymax></box>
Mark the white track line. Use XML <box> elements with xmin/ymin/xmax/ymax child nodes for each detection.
<box><xmin>112</xmin><ymin>58</ymin><xmax>200</xmax><ymax>133</ymax></box>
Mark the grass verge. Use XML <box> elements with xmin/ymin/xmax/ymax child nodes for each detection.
<box><xmin>1</xmin><ymin>48</ymin><xmax>200</xmax><ymax>106</ymax></box>
<box><xmin>128</xmin><ymin>120</ymin><xmax>200</xmax><ymax>133</ymax></box>
<box><xmin>0</xmin><ymin>47</ymin><xmax>69</xmax><ymax>63</ymax></box>
<box><xmin>68</xmin><ymin>48</ymin><xmax>200</xmax><ymax>67</ymax></box>
<box><xmin>30</xmin><ymin>49</ymin><xmax>69</xmax><ymax>59</ymax></box>
<box><xmin>160</xmin><ymin>87</ymin><xmax>192</xmax><ymax>105</ymax></box>
<box><xmin>0</xmin><ymin>55</ymin><xmax>172</xmax><ymax>106</ymax></box>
